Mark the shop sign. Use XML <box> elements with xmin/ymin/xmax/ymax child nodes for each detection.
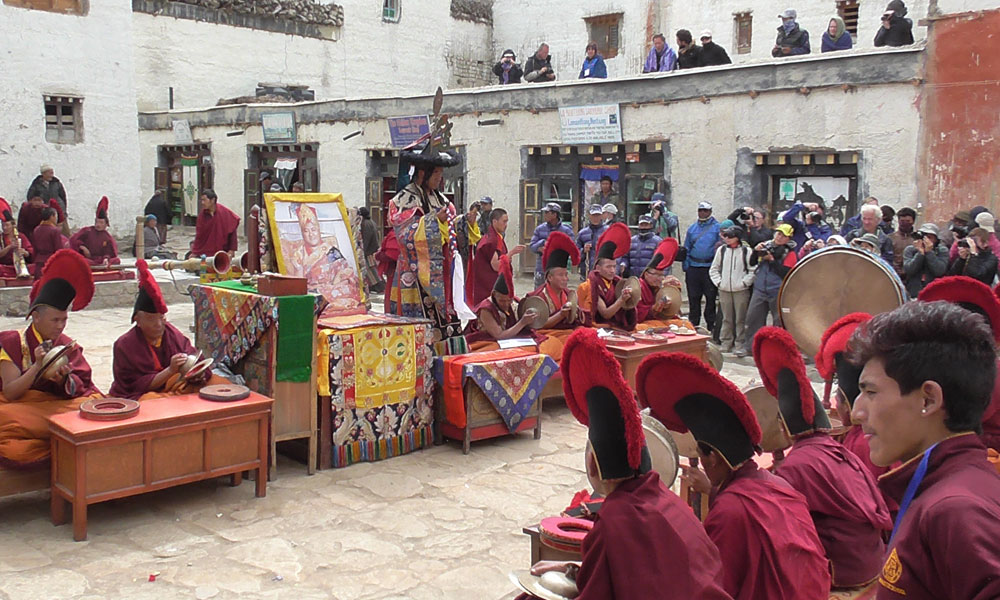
<box><xmin>388</xmin><ymin>115</ymin><xmax>431</xmax><ymax>148</ymax></box>
<box><xmin>558</xmin><ymin>104</ymin><xmax>622</xmax><ymax>145</ymax></box>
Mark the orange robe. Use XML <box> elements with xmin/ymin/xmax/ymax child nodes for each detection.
<box><xmin>635</xmin><ymin>277</ymin><xmax>694</xmax><ymax>331</ymax></box>
<box><xmin>0</xmin><ymin>327</ymin><xmax>102</xmax><ymax>468</ymax></box>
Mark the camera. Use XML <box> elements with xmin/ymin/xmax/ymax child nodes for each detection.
<box><xmin>756</xmin><ymin>241</ymin><xmax>777</xmax><ymax>256</ymax></box>
<box><xmin>911</xmin><ymin>231</ymin><xmax>925</xmax><ymax>240</ymax></box>
<box><xmin>958</xmin><ymin>240</ymin><xmax>970</xmax><ymax>249</ymax></box>
<box><xmin>953</xmin><ymin>225</ymin><xmax>969</xmax><ymax>239</ymax></box>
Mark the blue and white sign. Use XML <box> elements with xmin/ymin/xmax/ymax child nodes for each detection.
<box><xmin>387</xmin><ymin>115</ymin><xmax>431</xmax><ymax>149</ymax></box>
<box><xmin>558</xmin><ymin>104</ymin><xmax>622</xmax><ymax>145</ymax></box>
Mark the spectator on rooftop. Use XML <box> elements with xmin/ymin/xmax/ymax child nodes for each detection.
<box><xmin>773</xmin><ymin>9</ymin><xmax>811</xmax><ymax>57</ymax></box>
<box><xmin>699</xmin><ymin>30</ymin><xmax>732</xmax><ymax>66</ymax></box>
<box><xmin>822</xmin><ymin>16</ymin><xmax>854</xmax><ymax>52</ymax></box>
<box><xmin>874</xmin><ymin>0</ymin><xmax>914</xmax><ymax>47</ymax></box>
<box><xmin>579</xmin><ymin>42</ymin><xmax>608</xmax><ymax>79</ymax></box>
<box><xmin>524</xmin><ymin>43</ymin><xmax>556</xmax><ymax>83</ymax></box>
<box><xmin>643</xmin><ymin>33</ymin><xmax>677</xmax><ymax>73</ymax></box>
<box><xmin>492</xmin><ymin>49</ymin><xmax>523</xmax><ymax>85</ymax></box>
<box><xmin>676</xmin><ymin>29</ymin><xmax>703</xmax><ymax>69</ymax></box>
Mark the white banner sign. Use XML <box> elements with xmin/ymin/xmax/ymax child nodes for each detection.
<box><xmin>558</xmin><ymin>104</ymin><xmax>623</xmax><ymax>145</ymax></box>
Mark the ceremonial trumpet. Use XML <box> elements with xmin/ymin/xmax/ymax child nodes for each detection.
<box><xmin>11</xmin><ymin>224</ymin><xmax>30</xmax><ymax>279</ymax></box>
<box><xmin>148</xmin><ymin>250</ymin><xmax>231</xmax><ymax>274</ymax></box>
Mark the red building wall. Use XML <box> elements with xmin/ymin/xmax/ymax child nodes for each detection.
<box><xmin>920</xmin><ymin>9</ymin><xmax>1000</xmax><ymax>223</ymax></box>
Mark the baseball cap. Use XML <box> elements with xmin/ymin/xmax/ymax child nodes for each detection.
<box><xmin>775</xmin><ymin>223</ymin><xmax>794</xmax><ymax>237</ymax></box>
<box><xmin>588</xmin><ymin>204</ymin><xmax>604</xmax><ymax>215</ymax></box>
<box><xmin>976</xmin><ymin>212</ymin><xmax>996</xmax><ymax>233</ymax></box>
<box><xmin>638</xmin><ymin>214</ymin><xmax>654</xmax><ymax>225</ymax></box>
<box><xmin>697</xmin><ymin>201</ymin><xmax>713</xmax><ymax>211</ymax></box>
<box><xmin>602</xmin><ymin>203</ymin><xmax>618</xmax><ymax>214</ymax></box>
<box><xmin>699</xmin><ymin>29</ymin><xmax>713</xmax><ymax>40</ymax></box>
<box><xmin>259</xmin><ymin>171</ymin><xmax>272</xmax><ymax>182</ymax></box>
<box><xmin>480</xmin><ymin>196</ymin><xmax>494</xmax><ymax>205</ymax></box>
<box><xmin>542</xmin><ymin>202</ymin><xmax>562</xmax><ymax>213</ymax></box>
<box><xmin>917</xmin><ymin>223</ymin><xmax>941</xmax><ymax>237</ymax></box>
<box><xmin>779</xmin><ymin>8</ymin><xmax>797</xmax><ymax>19</ymax></box>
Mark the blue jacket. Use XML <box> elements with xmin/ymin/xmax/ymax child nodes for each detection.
<box><xmin>577</xmin><ymin>223</ymin><xmax>608</xmax><ymax>273</ymax></box>
<box><xmin>529</xmin><ymin>221</ymin><xmax>576</xmax><ymax>276</ymax></box>
<box><xmin>579</xmin><ymin>55</ymin><xmax>608</xmax><ymax>79</ymax></box>
<box><xmin>840</xmin><ymin>213</ymin><xmax>894</xmax><ymax>237</ymax></box>
<box><xmin>821</xmin><ymin>32</ymin><xmax>853</xmax><ymax>52</ymax></box>
<box><xmin>783</xmin><ymin>202</ymin><xmax>832</xmax><ymax>248</ymax></box>
<box><xmin>683</xmin><ymin>217</ymin><xmax>720</xmax><ymax>270</ymax></box>
<box><xmin>622</xmin><ymin>233</ymin><xmax>662</xmax><ymax>277</ymax></box>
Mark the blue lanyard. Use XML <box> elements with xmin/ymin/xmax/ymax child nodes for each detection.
<box><xmin>889</xmin><ymin>442</ymin><xmax>940</xmax><ymax>546</ymax></box>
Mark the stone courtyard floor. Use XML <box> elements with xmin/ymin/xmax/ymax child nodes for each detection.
<box><xmin>0</xmin><ymin>291</ymin><xmax>775</xmax><ymax>600</ymax></box>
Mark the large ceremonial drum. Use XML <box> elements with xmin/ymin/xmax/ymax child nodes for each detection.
<box><xmin>778</xmin><ymin>246</ymin><xmax>906</xmax><ymax>357</ymax></box>
<box><xmin>641</xmin><ymin>413</ymin><xmax>680</xmax><ymax>487</ymax></box>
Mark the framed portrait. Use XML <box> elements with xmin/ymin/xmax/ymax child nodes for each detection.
<box><xmin>265</xmin><ymin>193</ymin><xmax>366</xmax><ymax>316</ymax></box>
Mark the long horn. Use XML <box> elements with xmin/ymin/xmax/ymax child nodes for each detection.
<box><xmin>147</xmin><ymin>257</ymin><xmax>203</xmax><ymax>271</ymax></box>
<box><xmin>238</xmin><ymin>251</ymin><xmax>250</xmax><ymax>272</ymax></box>
<box><xmin>209</xmin><ymin>250</ymin><xmax>231</xmax><ymax>274</ymax></box>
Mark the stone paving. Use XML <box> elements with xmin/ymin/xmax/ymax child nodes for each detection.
<box><xmin>0</xmin><ymin>264</ymin><xmax>788</xmax><ymax>599</ymax></box>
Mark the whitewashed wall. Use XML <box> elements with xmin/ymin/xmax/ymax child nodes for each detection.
<box><xmin>0</xmin><ymin>1</ymin><xmax>141</xmax><ymax>235</ymax></box>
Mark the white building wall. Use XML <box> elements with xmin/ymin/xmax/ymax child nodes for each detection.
<box><xmin>132</xmin><ymin>1</ymin><xmax>493</xmax><ymax>112</ymax></box>
<box><xmin>0</xmin><ymin>1</ymin><xmax>141</xmax><ymax>236</ymax></box>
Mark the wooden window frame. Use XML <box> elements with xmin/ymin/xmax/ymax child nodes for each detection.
<box><xmin>3</xmin><ymin>0</ymin><xmax>87</xmax><ymax>15</ymax></box>
<box><xmin>734</xmin><ymin>12</ymin><xmax>753</xmax><ymax>55</ymax></box>
<box><xmin>836</xmin><ymin>0</ymin><xmax>860</xmax><ymax>36</ymax></box>
<box><xmin>382</xmin><ymin>0</ymin><xmax>400</xmax><ymax>23</ymax></box>
<box><xmin>44</xmin><ymin>95</ymin><xmax>83</xmax><ymax>145</ymax></box>
<box><xmin>584</xmin><ymin>13</ymin><xmax>622</xmax><ymax>59</ymax></box>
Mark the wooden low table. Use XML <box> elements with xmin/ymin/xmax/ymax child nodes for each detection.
<box><xmin>605</xmin><ymin>333</ymin><xmax>709</xmax><ymax>389</ymax></box>
<box><xmin>48</xmin><ymin>392</ymin><xmax>272</xmax><ymax>541</ymax></box>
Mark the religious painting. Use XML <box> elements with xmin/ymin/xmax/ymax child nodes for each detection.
<box><xmin>265</xmin><ymin>193</ymin><xmax>366</xmax><ymax>316</ymax></box>
<box><xmin>774</xmin><ymin>176</ymin><xmax>854</xmax><ymax>234</ymax></box>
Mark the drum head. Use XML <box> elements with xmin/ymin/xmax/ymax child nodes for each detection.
<box><xmin>778</xmin><ymin>246</ymin><xmax>905</xmax><ymax>356</ymax></box>
<box><xmin>614</xmin><ymin>276</ymin><xmax>642</xmax><ymax>310</ymax></box>
<box><xmin>743</xmin><ymin>385</ymin><xmax>792</xmax><ymax>452</ymax></box>
<box><xmin>655</xmin><ymin>285</ymin><xmax>682</xmax><ymax>318</ymax></box>
<box><xmin>517</xmin><ymin>295</ymin><xmax>551</xmax><ymax>330</ymax></box>
<box><xmin>642</xmin><ymin>413</ymin><xmax>680</xmax><ymax>487</ymax></box>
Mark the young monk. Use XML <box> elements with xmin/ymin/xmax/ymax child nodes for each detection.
<box><xmin>70</xmin><ymin>196</ymin><xmax>120</xmax><ymax>266</ymax></box>
<box><xmin>108</xmin><ymin>259</ymin><xmax>226</xmax><ymax>400</ymax></box>
<box><xmin>634</xmin><ymin>237</ymin><xmax>692</xmax><ymax>331</ymax></box>
<box><xmin>848</xmin><ymin>301</ymin><xmax>1000</xmax><ymax>599</ymax></box>
<box><xmin>525</xmin><ymin>231</ymin><xmax>584</xmax><ymax>362</ymax></box>
<box><xmin>189</xmin><ymin>189</ymin><xmax>239</xmax><ymax>258</ymax></box>
<box><xmin>637</xmin><ymin>351</ymin><xmax>831</xmax><ymax>599</ymax></box>
<box><xmin>754</xmin><ymin>326</ymin><xmax>892</xmax><ymax>588</ymax></box>
<box><xmin>467</xmin><ymin>208</ymin><xmax>524</xmax><ymax>306</ymax></box>
<box><xmin>30</xmin><ymin>206</ymin><xmax>67</xmax><ymax>278</ymax></box>
<box><xmin>463</xmin><ymin>255</ymin><xmax>536</xmax><ymax>352</ymax></box>
<box><xmin>0</xmin><ymin>198</ymin><xmax>33</xmax><ymax>277</ymax></box>
<box><xmin>16</xmin><ymin>196</ymin><xmax>46</xmax><ymax>239</ymax></box>
<box><xmin>585</xmin><ymin>222</ymin><xmax>635</xmax><ymax>330</ymax></box>
<box><xmin>0</xmin><ymin>250</ymin><xmax>102</xmax><ymax>467</ymax></box>
<box><xmin>515</xmin><ymin>328</ymin><xmax>732</xmax><ymax>599</ymax></box>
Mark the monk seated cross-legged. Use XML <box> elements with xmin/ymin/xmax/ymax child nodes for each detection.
<box><xmin>526</xmin><ymin>231</ymin><xmax>584</xmax><ymax>362</ymax></box>
<box><xmin>108</xmin><ymin>259</ymin><xmax>228</xmax><ymax>400</ymax></box>
<box><xmin>69</xmin><ymin>196</ymin><xmax>120</xmax><ymax>267</ymax></box>
<box><xmin>754</xmin><ymin>326</ymin><xmax>892</xmax><ymax>589</ymax></box>
<box><xmin>637</xmin><ymin>351</ymin><xmax>832</xmax><ymax>600</ymax></box>
<box><xmin>584</xmin><ymin>222</ymin><xmax>636</xmax><ymax>331</ymax></box>
<box><xmin>464</xmin><ymin>255</ymin><xmax>539</xmax><ymax>353</ymax></box>
<box><xmin>633</xmin><ymin>237</ymin><xmax>695</xmax><ymax>332</ymax></box>
<box><xmin>0</xmin><ymin>198</ymin><xmax>33</xmax><ymax>278</ymax></box>
<box><xmin>30</xmin><ymin>205</ymin><xmax>68</xmax><ymax>280</ymax></box>
<box><xmin>513</xmin><ymin>328</ymin><xmax>732</xmax><ymax>599</ymax></box>
<box><xmin>0</xmin><ymin>250</ymin><xmax>103</xmax><ymax>468</ymax></box>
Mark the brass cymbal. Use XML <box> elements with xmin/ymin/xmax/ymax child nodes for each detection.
<box><xmin>517</xmin><ymin>295</ymin><xmax>551</xmax><ymax>329</ymax></box>
<box><xmin>614</xmin><ymin>276</ymin><xmax>642</xmax><ymax>310</ymax></box>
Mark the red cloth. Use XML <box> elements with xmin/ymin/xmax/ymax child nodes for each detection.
<box><xmin>441</xmin><ymin>347</ymin><xmax>535</xmax><ymax>428</ymax></box>
<box><xmin>467</xmin><ymin>228</ymin><xmax>507</xmax><ymax>306</ymax></box>
<box><xmin>0</xmin><ymin>231</ymin><xmax>32</xmax><ymax>265</ymax></box>
<box><xmin>30</xmin><ymin>224</ymin><xmax>68</xmax><ymax>277</ymax></box>
<box><xmin>108</xmin><ymin>323</ymin><xmax>198</xmax><ymax>400</ymax></box>
<box><xmin>705</xmin><ymin>462</ymin><xmax>831</xmax><ymax>600</ymax></box>
<box><xmin>16</xmin><ymin>202</ymin><xmax>44</xmax><ymax>239</ymax></box>
<box><xmin>775</xmin><ymin>432</ymin><xmax>892</xmax><ymax>587</ymax></box>
<box><xmin>191</xmin><ymin>204</ymin><xmax>240</xmax><ymax>256</ymax></box>
<box><xmin>876</xmin><ymin>433</ymin><xmax>1000</xmax><ymax>599</ymax></box>
<box><xmin>588</xmin><ymin>272</ymin><xmax>636</xmax><ymax>331</ymax></box>
<box><xmin>0</xmin><ymin>328</ymin><xmax>100</xmax><ymax>399</ymax></box>
<box><xmin>573</xmin><ymin>471</ymin><xmax>732</xmax><ymax>599</ymax></box>
<box><xmin>69</xmin><ymin>226</ymin><xmax>120</xmax><ymax>265</ymax></box>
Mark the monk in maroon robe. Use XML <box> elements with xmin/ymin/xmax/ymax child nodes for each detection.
<box><xmin>1</xmin><ymin>199</ymin><xmax>33</xmax><ymax>277</ymax></box>
<box><xmin>516</xmin><ymin>329</ymin><xmax>731</xmax><ymax>600</ymax></box>
<box><xmin>69</xmin><ymin>196</ymin><xmax>119</xmax><ymax>266</ymax></box>
<box><xmin>30</xmin><ymin>207</ymin><xmax>68</xmax><ymax>279</ymax></box>
<box><xmin>638</xmin><ymin>352</ymin><xmax>831</xmax><ymax>600</ymax></box>
<box><xmin>466</xmin><ymin>208</ymin><xmax>523</xmax><ymax>306</ymax></box>
<box><xmin>588</xmin><ymin>223</ymin><xmax>636</xmax><ymax>330</ymax></box>
<box><xmin>16</xmin><ymin>196</ymin><xmax>46</xmax><ymax>239</ymax></box>
<box><xmin>526</xmin><ymin>231</ymin><xmax>584</xmax><ymax>362</ymax></box>
<box><xmin>0</xmin><ymin>250</ymin><xmax>101</xmax><ymax>467</ymax></box>
<box><xmin>464</xmin><ymin>256</ymin><xmax>536</xmax><ymax>352</ymax></box>
<box><xmin>190</xmin><ymin>189</ymin><xmax>239</xmax><ymax>257</ymax></box>
<box><xmin>847</xmin><ymin>301</ymin><xmax>1000</xmax><ymax>600</ymax></box>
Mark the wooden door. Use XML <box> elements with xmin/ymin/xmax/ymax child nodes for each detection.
<box><xmin>519</xmin><ymin>179</ymin><xmax>541</xmax><ymax>274</ymax></box>
<box><xmin>154</xmin><ymin>167</ymin><xmax>170</xmax><ymax>225</ymax></box>
<box><xmin>244</xmin><ymin>169</ymin><xmax>260</xmax><ymax>238</ymax></box>
<box><xmin>200</xmin><ymin>161</ymin><xmax>214</xmax><ymax>190</ymax></box>
<box><xmin>366</xmin><ymin>177</ymin><xmax>385</xmax><ymax>234</ymax></box>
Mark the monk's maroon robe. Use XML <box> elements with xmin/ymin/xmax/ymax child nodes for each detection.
<box><xmin>30</xmin><ymin>224</ymin><xmax>67</xmax><ymax>277</ymax></box>
<box><xmin>588</xmin><ymin>272</ymin><xmax>637</xmax><ymax>331</ymax></box>
<box><xmin>467</xmin><ymin>228</ymin><xmax>507</xmax><ymax>306</ymax></box>
<box><xmin>109</xmin><ymin>323</ymin><xmax>198</xmax><ymax>400</ymax></box>
<box><xmin>876</xmin><ymin>433</ymin><xmax>1000</xmax><ymax>599</ymax></box>
<box><xmin>463</xmin><ymin>298</ymin><xmax>519</xmax><ymax>345</ymax></box>
<box><xmin>705</xmin><ymin>462</ymin><xmax>831</xmax><ymax>600</ymax></box>
<box><xmin>0</xmin><ymin>328</ymin><xmax>99</xmax><ymax>399</ymax></box>
<box><xmin>776</xmin><ymin>432</ymin><xmax>892</xmax><ymax>587</ymax></box>
<box><xmin>16</xmin><ymin>202</ymin><xmax>44</xmax><ymax>239</ymax></box>
<box><xmin>69</xmin><ymin>226</ymin><xmax>120</xmax><ymax>265</ymax></box>
<box><xmin>0</xmin><ymin>231</ymin><xmax>33</xmax><ymax>277</ymax></box>
<box><xmin>191</xmin><ymin>205</ymin><xmax>240</xmax><ymax>256</ymax></box>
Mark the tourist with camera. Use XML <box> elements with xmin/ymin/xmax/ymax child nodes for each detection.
<box><xmin>738</xmin><ymin>224</ymin><xmax>797</xmax><ymax>358</ymax></box>
<box><xmin>493</xmin><ymin>49</ymin><xmax>524</xmax><ymax>84</ymax></box>
<box><xmin>889</xmin><ymin>207</ymin><xmax>917</xmax><ymax>277</ymax></box>
<box><xmin>903</xmin><ymin>223</ymin><xmax>949</xmax><ymax>296</ymax></box>
<box><xmin>948</xmin><ymin>228</ymin><xmax>999</xmax><ymax>286</ymax></box>
<box><xmin>874</xmin><ymin>0</ymin><xmax>914</xmax><ymax>47</ymax></box>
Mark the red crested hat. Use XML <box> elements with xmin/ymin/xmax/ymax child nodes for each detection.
<box><xmin>919</xmin><ymin>276</ymin><xmax>1000</xmax><ymax>342</ymax></box>
<box><xmin>133</xmin><ymin>259</ymin><xmax>168</xmax><ymax>319</ymax></box>
<box><xmin>493</xmin><ymin>254</ymin><xmax>514</xmax><ymax>296</ymax></box>
<box><xmin>562</xmin><ymin>328</ymin><xmax>648</xmax><ymax>477</ymax></box>
<box><xmin>645</xmin><ymin>238</ymin><xmax>679</xmax><ymax>271</ymax></box>
<box><xmin>96</xmin><ymin>196</ymin><xmax>109</xmax><ymax>221</ymax></box>
<box><xmin>753</xmin><ymin>326</ymin><xmax>829</xmax><ymax>435</ymax></box>
<box><xmin>48</xmin><ymin>198</ymin><xmax>64</xmax><ymax>222</ymax></box>
<box><xmin>28</xmin><ymin>249</ymin><xmax>94</xmax><ymax>313</ymax></box>
<box><xmin>637</xmin><ymin>352</ymin><xmax>761</xmax><ymax>468</ymax></box>
<box><xmin>815</xmin><ymin>313</ymin><xmax>871</xmax><ymax>381</ymax></box>
<box><xmin>542</xmin><ymin>231</ymin><xmax>580</xmax><ymax>271</ymax></box>
<box><xmin>596</xmin><ymin>222</ymin><xmax>631</xmax><ymax>261</ymax></box>
<box><xmin>0</xmin><ymin>197</ymin><xmax>12</xmax><ymax>223</ymax></box>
